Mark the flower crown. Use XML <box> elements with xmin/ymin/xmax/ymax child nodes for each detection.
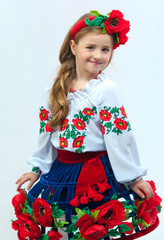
<box><xmin>71</xmin><ymin>10</ymin><xmax>130</xmax><ymax>50</ymax></box>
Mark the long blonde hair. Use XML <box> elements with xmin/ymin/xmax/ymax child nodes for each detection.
<box><xmin>49</xmin><ymin>13</ymin><xmax>113</xmax><ymax>129</ymax></box>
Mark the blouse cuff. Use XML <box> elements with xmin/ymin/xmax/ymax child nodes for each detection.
<box><xmin>32</xmin><ymin>167</ymin><xmax>42</xmax><ymax>175</ymax></box>
<box><xmin>126</xmin><ymin>176</ymin><xmax>143</xmax><ymax>185</ymax></box>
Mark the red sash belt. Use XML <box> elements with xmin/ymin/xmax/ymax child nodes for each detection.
<box><xmin>57</xmin><ymin>149</ymin><xmax>111</xmax><ymax>206</ymax></box>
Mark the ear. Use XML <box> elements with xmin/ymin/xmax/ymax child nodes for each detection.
<box><xmin>70</xmin><ymin>40</ymin><xmax>77</xmax><ymax>55</ymax></box>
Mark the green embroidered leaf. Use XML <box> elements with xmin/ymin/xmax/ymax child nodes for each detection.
<box><xmin>102</xmin><ymin>26</ymin><xmax>107</xmax><ymax>34</ymax></box>
<box><xmin>132</xmin><ymin>216</ymin><xmax>142</xmax><ymax>225</ymax></box>
<box><xmin>79</xmin><ymin>111</ymin><xmax>83</xmax><ymax>119</ymax></box>
<box><xmin>83</xmin><ymin>207</ymin><xmax>91</xmax><ymax>215</ymax></box>
<box><xmin>74</xmin><ymin>114</ymin><xmax>80</xmax><ymax>118</ymax></box>
<box><xmin>55</xmin><ymin>219</ymin><xmax>69</xmax><ymax>228</ymax></box>
<box><xmin>110</xmin><ymin>107</ymin><xmax>119</xmax><ymax>113</ymax></box>
<box><xmin>125</xmin><ymin>204</ymin><xmax>137</xmax><ymax>213</ymax></box>
<box><xmin>51</xmin><ymin>202</ymin><xmax>65</xmax><ymax>218</ymax></box>
<box><xmin>75</xmin><ymin>208</ymin><xmax>86</xmax><ymax>218</ymax></box>
<box><xmin>71</xmin><ymin>130</ymin><xmax>77</xmax><ymax>139</ymax></box>
<box><xmin>112</xmin><ymin>128</ymin><xmax>122</xmax><ymax>135</ymax></box>
<box><xmin>66</xmin><ymin>130</ymin><xmax>70</xmax><ymax>139</ymax></box>
<box><xmin>72</xmin><ymin>215</ymin><xmax>79</xmax><ymax>223</ymax></box>
<box><xmin>92</xmin><ymin>210</ymin><xmax>100</xmax><ymax>219</ymax></box>
<box><xmin>141</xmin><ymin>219</ymin><xmax>149</xmax><ymax>228</ymax></box>
<box><xmin>40</xmin><ymin>233</ymin><xmax>49</xmax><ymax>240</ymax></box>
<box><xmin>85</xmin><ymin>17</ymin><xmax>105</xmax><ymax>27</ymax></box>
<box><xmin>125</xmin><ymin>208</ymin><xmax>129</xmax><ymax>220</ymax></box>
<box><xmin>25</xmin><ymin>202</ymin><xmax>33</xmax><ymax>216</ymax></box>
<box><xmin>111</xmin><ymin>193</ymin><xmax>117</xmax><ymax>200</ymax></box>
<box><xmin>104</xmin><ymin>122</ymin><xmax>113</xmax><ymax>129</ymax></box>
<box><xmin>82</xmin><ymin>132</ymin><xmax>87</xmax><ymax>137</ymax></box>
<box><xmin>92</xmin><ymin>106</ymin><xmax>97</xmax><ymax>114</ymax></box>
<box><xmin>122</xmin><ymin>200</ymin><xmax>130</xmax><ymax>208</ymax></box>
<box><xmin>156</xmin><ymin>205</ymin><xmax>162</xmax><ymax>213</ymax></box>
<box><xmin>118</xmin><ymin>223</ymin><xmax>132</xmax><ymax>233</ymax></box>
<box><xmin>90</xmin><ymin>10</ymin><xmax>101</xmax><ymax>17</ymax></box>
<box><xmin>65</xmin><ymin>223</ymin><xmax>78</xmax><ymax>233</ymax></box>
<box><xmin>108</xmin><ymin>229</ymin><xmax>121</xmax><ymax>237</ymax></box>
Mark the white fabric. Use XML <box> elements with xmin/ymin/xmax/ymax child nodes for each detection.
<box><xmin>27</xmin><ymin>72</ymin><xmax>147</xmax><ymax>183</ymax></box>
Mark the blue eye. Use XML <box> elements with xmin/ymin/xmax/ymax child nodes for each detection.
<box><xmin>102</xmin><ymin>48</ymin><xmax>110</xmax><ymax>52</ymax></box>
<box><xmin>87</xmin><ymin>46</ymin><xmax>94</xmax><ymax>50</ymax></box>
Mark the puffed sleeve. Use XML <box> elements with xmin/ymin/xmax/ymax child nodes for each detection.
<box><xmin>97</xmin><ymin>78</ymin><xmax>147</xmax><ymax>184</ymax></box>
<box><xmin>27</xmin><ymin>80</ymin><xmax>57</xmax><ymax>174</ymax></box>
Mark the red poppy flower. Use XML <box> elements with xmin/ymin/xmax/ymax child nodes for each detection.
<box><xmin>99</xmin><ymin>110</ymin><xmax>112</xmax><ymax>121</ymax></box>
<box><xmin>75</xmin><ymin>214</ymin><xmax>95</xmax><ymax>229</ymax></box>
<box><xmin>32</xmin><ymin>198</ymin><xmax>53</xmax><ymax>227</ymax></box>
<box><xmin>75</xmin><ymin>214</ymin><xmax>95</xmax><ymax>237</ymax></box>
<box><xmin>59</xmin><ymin>137</ymin><xmax>68</xmax><ymax>148</ymax></box>
<box><xmin>114</xmin><ymin>118</ymin><xmax>128</xmax><ymax>130</ymax></box>
<box><xmin>72</xmin><ymin>136</ymin><xmax>84</xmax><ymax>148</ymax></box>
<box><xmin>83</xmin><ymin>224</ymin><xmax>108</xmax><ymax>240</ymax></box>
<box><xmin>40</xmin><ymin>109</ymin><xmax>49</xmax><ymax>121</ymax></box>
<box><xmin>104</xmin><ymin>10</ymin><xmax>128</xmax><ymax>34</ymax></box>
<box><xmin>101</xmin><ymin>124</ymin><xmax>105</xmax><ymax>135</ymax></box>
<box><xmin>45</xmin><ymin>123</ymin><xmax>54</xmax><ymax>132</ymax></box>
<box><xmin>48</xmin><ymin>230</ymin><xmax>63</xmax><ymax>240</ymax></box>
<box><xmin>73</xmin><ymin>118</ymin><xmax>86</xmax><ymax>130</ymax></box>
<box><xmin>120</xmin><ymin>106</ymin><xmax>127</xmax><ymax>118</ymax></box>
<box><xmin>135</xmin><ymin>197</ymin><xmax>159</xmax><ymax>227</ymax></box>
<box><xmin>12</xmin><ymin>213</ymin><xmax>41</xmax><ymax>240</ymax></box>
<box><xmin>60</xmin><ymin>119</ymin><xmax>69</xmax><ymax>131</ymax></box>
<box><xmin>96</xmin><ymin>200</ymin><xmax>125</xmax><ymax>229</ymax></box>
<box><xmin>12</xmin><ymin>189</ymin><xmax>27</xmax><ymax>217</ymax></box>
<box><xmin>83</xmin><ymin>108</ymin><xmax>94</xmax><ymax>116</ymax></box>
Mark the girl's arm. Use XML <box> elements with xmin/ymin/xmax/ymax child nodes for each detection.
<box><xmin>97</xmin><ymin>77</ymin><xmax>152</xmax><ymax>196</ymax></box>
<box><xmin>16</xmin><ymin>80</ymin><xmax>57</xmax><ymax>191</ymax></box>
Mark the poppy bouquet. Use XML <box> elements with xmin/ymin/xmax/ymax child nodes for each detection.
<box><xmin>11</xmin><ymin>181</ymin><xmax>162</xmax><ymax>240</ymax></box>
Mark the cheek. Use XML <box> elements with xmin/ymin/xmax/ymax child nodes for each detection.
<box><xmin>103</xmin><ymin>53</ymin><xmax>112</xmax><ymax>64</ymax></box>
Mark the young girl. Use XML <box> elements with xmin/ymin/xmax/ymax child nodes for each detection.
<box><xmin>13</xmin><ymin>10</ymin><xmax>161</xmax><ymax>240</ymax></box>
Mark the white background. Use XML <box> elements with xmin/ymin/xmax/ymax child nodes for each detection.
<box><xmin>0</xmin><ymin>0</ymin><xmax>164</xmax><ymax>239</ymax></box>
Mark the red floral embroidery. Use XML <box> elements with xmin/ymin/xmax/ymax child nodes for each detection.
<box><xmin>99</xmin><ymin>109</ymin><xmax>112</xmax><ymax>121</ymax></box>
<box><xmin>60</xmin><ymin>119</ymin><xmax>69</xmax><ymax>131</ymax></box>
<box><xmin>72</xmin><ymin>136</ymin><xmax>84</xmax><ymax>148</ymax></box>
<box><xmin>32</xmin><ymin>198</ymin><xmax>53</xmax><ymax>227</ymax></box>
<box><xmin>40</xmin><ymin>109</ymin><xmax>49</xmax><ymax>121</ymax></box>
<box><xmin>101</xmin><ymin>124</ymin><xmax>105</xmax><ymax>135</ymax></box>
<box><xmin>96</xmin><ymin>200</ymin><xmax>125</xmax><ymax>229</ymax></box>
<box><xmin>45</xmin><ymin>123</ymin><xmax>54</xmax><ymax>133</ymax></box>
<box><xmin>73</xmin><ymin>118</ymin><xmax>86</xmax><ymax>130</ymax></box>
<box><xmin>114</xmin><ymin>118</ymin><xmax>128</xmax><ymax>130</ymax></box>
<box><xmin>83</xmin><ymin>108</ymin><xmax>95</xmax><ymax>116</ymax></box>
<box><xmin>48</xmin><ymin>230</ymin><xmax>63</xmax><ymax>240</ymax></box>
<box><xmin>59</xmin><ymin>137</ymin><xmax>68</xmax><ymax>148</ymax></box>
<box><xmin>120</xmin><ymin>106</ymin><xmax>127</xmax><ymax>118</ymax></box>
<box><xmin>39</xmin><ymin>106</ymin><xmax>53</xmax><ymax>134</ymax></box>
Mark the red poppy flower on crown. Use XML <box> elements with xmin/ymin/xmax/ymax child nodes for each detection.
<box><xmin>71</xmin><ymin>10</ymin><xmax>130</xmax><ymax>49</ymax></box>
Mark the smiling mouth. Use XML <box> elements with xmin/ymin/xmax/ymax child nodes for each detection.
<box><xmin>89</xmin><ymin>60</ymin><xmax>102</xmax><ymax>65</ymax></box>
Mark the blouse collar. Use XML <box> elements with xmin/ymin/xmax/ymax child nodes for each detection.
<box><xmin>67</xmin><ymin>72</ymin><xmax>105</xmax><ymax>103</ymax></box>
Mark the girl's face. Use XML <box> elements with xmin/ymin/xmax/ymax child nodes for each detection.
<box><xmin>70</xmin><ymin>32</ymin><xmax>113</xmax><ymax>79</ymax></box>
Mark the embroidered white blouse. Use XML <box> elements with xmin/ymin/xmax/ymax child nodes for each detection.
<box><xmin>27</xmin><ymin>72</ymin><xmax>147</xmax><ymax>184</ymax></box>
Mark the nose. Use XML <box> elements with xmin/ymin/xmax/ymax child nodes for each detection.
<box><xmin>93</xmin><ymin>50</ymin><xmax>102</xmax><ymax>61</ymax></box>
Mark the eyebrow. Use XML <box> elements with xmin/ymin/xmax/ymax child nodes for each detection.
<box><xmin>85</xmin><ymin>43</ymin><xmax>112</xmax><ymax>48</ymax></box>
